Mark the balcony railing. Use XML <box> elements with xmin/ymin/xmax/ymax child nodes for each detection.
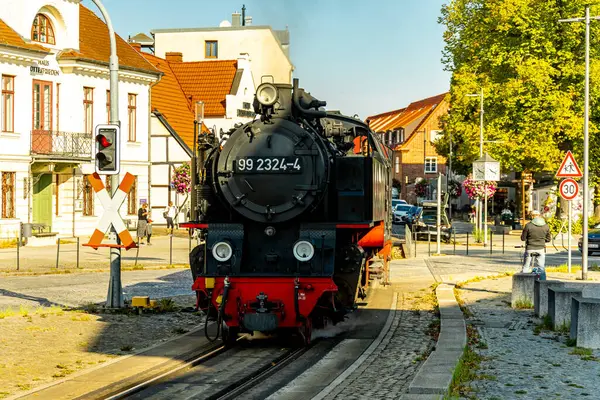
<box><xmin>31</xmin><ymin>130</ymin><xmax>92</xmax><ymax>159</ymax></box>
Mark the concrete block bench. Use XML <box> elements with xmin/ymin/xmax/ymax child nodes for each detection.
<box><xmin>511</xmin><ymin>273</ymin><xmax>538</xmax><ymax>308</ymax></box>
<box><xmin>534</xmin><ymin>280</ymin><xmax>565</xmax><ymax>317</ymax></box>
<box><xmin>548</xmin><ymin>287</ymin><xmax>583</xmax><ymax>330</ymax></box>
<box><xmin>570</xmin><ymin>297</ymin><xmax>600</xmax><ymax>349</ymax></box>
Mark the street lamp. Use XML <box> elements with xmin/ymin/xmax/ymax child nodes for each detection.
<box><xmin>467</xmin><ymin>89</ymin><xmax>484</xmax><ymax>239</ymax></box>
<box><xmin>559</xmin><ymin>7</ymin><xmax>600</xmax><ymax>281</ymax></box>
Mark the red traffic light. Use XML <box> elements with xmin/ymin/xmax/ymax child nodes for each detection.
<box><xmin>97</xmin><ymin>134</ymin><xmax>112</xmax><ymax>148</ymax></box>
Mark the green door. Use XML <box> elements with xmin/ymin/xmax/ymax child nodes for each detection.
<box><xmin>33</xmin><ymin>174</ymin><xmax>53</xmax><ymax>231</ymax></box>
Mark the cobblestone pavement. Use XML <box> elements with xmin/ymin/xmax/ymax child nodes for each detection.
<box><xmin>0</xmin><ymin>267</ymin><xmax>193</xmax><ymax>308</ymax></box>
<box><xmin>322</xmin><ymin>287</ymin><xmax>438</xmax><ymax>399</ymax></box>
<box><xmin>458</xmin><ymin>276</ymin><xmax>600</xmax><ymax>399</ymax></box>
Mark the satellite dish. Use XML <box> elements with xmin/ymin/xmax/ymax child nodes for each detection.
<box><xmin>219</xmin><ymin>20</ymin><xmax>232</xmax><ymax>27</ymax></box>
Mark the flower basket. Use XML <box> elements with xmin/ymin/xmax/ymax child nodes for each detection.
<box><xmin>171</xmin><ymin>162</ymin><xmax>191</xmax><ymax>194</ymax></box>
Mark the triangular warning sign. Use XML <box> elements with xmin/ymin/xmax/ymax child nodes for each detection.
<box><xmin>556</xmin><ymin>150</ymin><xmax>583</xmax><ymax>178</ymax></box>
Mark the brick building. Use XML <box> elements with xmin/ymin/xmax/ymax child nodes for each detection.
<box><xmin>367</xmin><ymin>93</ymin><xmax>449</xmax><ymax>204</ymax></box>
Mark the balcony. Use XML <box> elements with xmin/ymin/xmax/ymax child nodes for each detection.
<box><xmin>31</xmin><ymin>130</ymin><xmax>92</xmax><ymax>160</ymax></box>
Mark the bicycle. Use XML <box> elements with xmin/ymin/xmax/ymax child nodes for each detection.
<box><xmin>515</xmin><ymin>245</ymin><xmax>547</xmax><ymax>280</ymax></box>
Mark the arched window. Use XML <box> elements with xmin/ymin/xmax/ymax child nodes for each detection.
<box><xmin>31</xmin><ymin>14</ymin><xmax>55</xmax><ymax>45</ymax></box>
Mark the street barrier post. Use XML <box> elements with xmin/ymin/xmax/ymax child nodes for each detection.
<box><xmin>490</xmin><ymin>231</ymin><xmax>493</xmax><ymax>255</ymax></box>
<box><xmin>77</xmin><ymin>237</ymin><xmax>80</xmax><ymax>269</ymax></box>
<box><xmin>503</xmin><ymin>231</ymin><xmax>505</xmax><ymax>254</ymax></box>
<box><xmin>170</xmin><ymin>234</ymin><xmax>173</xmax><ymax>265</ymax></box>
<box><xmin>56</xmin><ymin>239</ymin><xmax>60</xmax><ymax>269</ymax></box>
<box><xmin>17</xmin><ymin>223</ymin><xmax>21</xmax><ymax>271</ymax></box>
<box><xmin>453</xmin><ymin>229</ymin><xmax>456</xmax><ymax>255</ymax></box>
<box><xmin>466</xmin><ymin>232</ymin><xmax>469</xmax><ymax>255</ymax></box>
<box><xmin>428</xmin><ymin>231</ymin><xmax>431</xmax><ymax>257</ymax></box>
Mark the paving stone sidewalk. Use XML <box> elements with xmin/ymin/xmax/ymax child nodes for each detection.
<box><xmin>458</xmin><ymin>276</ymin><xmax>600</xmax><ymax>399</ymax></box>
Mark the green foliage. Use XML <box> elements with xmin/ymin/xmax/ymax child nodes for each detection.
<box><xmin>437</xmin><ymin>0</ymin><xmax>600</xmax><ymax>179</ymax></box>
<box><xmin>545</xmin><ymin>215</ymin><xmax>599</xmax><ymax>234</ymax></box>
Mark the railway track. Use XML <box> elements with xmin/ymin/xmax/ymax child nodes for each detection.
<box><xmin>101</xmin><ymin>335</ymin><xmax>313</xmax><ymax>400</ymax></box>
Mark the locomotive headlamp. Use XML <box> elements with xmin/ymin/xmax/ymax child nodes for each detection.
<box><xmin>256</xmin><ymin>82</ymin><xmax>279</xmax><ymax>106</ymax></box>
<box><xmin>264</xmin><ymin>226</ymin><xmax>276</xmax><ymax>236</ymax></box>
<box><xmin>212</xmin><ymin>241</ymin><xmax>233</xmax><ymax>262</ymax></box>
<box><xmin>293</xmin><ymin>240</ymin><xmax>314</xmax><ymax>262</ymax></box>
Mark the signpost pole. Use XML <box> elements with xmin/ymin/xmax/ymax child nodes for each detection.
<box><xmin>568</xmin><ymin>199</ymin><xmax>572</xmax><ymax>274</ymax></box>
<box><xmin>437</xmin><ymin>174</ymin><xmax>442</xmax><ymax>255</ymax></box>
<box><xmin>91</xmin><ymin>0</ymin><xmax>122</xmax><ymax>308</ymax></box>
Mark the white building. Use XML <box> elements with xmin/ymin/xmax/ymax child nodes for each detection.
<box><xmin>148</xmin><ymin>10</ymin><xmax>293</xmax><ymax>87</ymax></box>
<box><xmin>0</xmin><ymin>0</ymin><xmax>160</xmax><ymax>239</ymax></box>
<box><xmin>135</xmin><ymin>46</ymin><xmax>255</xmax><ymax>225</ymax></box>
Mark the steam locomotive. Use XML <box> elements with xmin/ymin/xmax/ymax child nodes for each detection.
<box><xmin>182</xmin><ymin>79</ymin><xmax>393</xmax><ymax>345</ymax></box>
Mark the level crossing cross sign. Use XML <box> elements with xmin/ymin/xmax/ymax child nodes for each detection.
<box><xmin>556</xmin><ymin>150</ymin><xmax>583</xmax><ymax>178</ymax></box>
<box><xmin>83</xmin><ymin>172</ymin><xmax>137</xmax><ymax>250</ymax></box>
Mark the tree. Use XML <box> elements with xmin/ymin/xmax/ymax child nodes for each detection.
<box><xmin>437</xmin><ymin>0</ymin><xmax>600</xmax><ymax>186</ymax></box>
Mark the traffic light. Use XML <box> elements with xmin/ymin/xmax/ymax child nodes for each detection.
<box><xmin>94</xmin><ymin>124</ymin><xmax>120</xmax><ymax>175</ymax></box>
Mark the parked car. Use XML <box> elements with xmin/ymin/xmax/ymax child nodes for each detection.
<box><xmin>413</xmin><ymin>207</ymin><xmax>452</xmax><ymax>243</ymax></box>
<box><xmin>578</xmin><ymin>224</ymin><xmax>600</xmax><ymax>256</ymax></box>
<box><xmin>393</xmin><ymin>204</ymin><xmax>413</xmax><ymax>224</ymax></box>
<box><xmin>391</xmin><ymin>199</ymin><xmax>408</xmax><ymax>211</ymax></box>
<box><xmin>403</xmin><ymin>206</ymin><xmax>422</xmax><ymax>227</ymax></box>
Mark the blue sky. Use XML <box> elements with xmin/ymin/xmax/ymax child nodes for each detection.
<box><xmin>83</xmin><ymin>0</ymin><xmax>450</xmax><ymax>119</ymax></box>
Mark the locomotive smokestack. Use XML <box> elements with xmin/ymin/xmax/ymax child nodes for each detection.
<box><xmin>242</xmin><ymin>4</ymin><xmax>246</xmax><ymax>26</ymax></box>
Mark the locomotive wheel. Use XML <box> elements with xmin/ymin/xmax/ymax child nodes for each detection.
<box><xmin>221</xmin><ymin>322</ymin><xmax>239</xmax><ymax>347</ymax></box>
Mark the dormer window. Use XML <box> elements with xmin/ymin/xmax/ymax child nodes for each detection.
<box><xmin>31</xmin><ymin>14</ymin><xmax>55</xmax><ymax>45</ymax></box>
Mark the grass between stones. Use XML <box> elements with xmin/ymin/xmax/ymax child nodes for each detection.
<box><xmin>513</xmin><ymin>299</ymin><xmax>534</xmax><ymax>309</ymax></box>
<box><xmin>445</xmin><ymin>324</ymin><xmax>484</xmax><ymax>399</ymax></box>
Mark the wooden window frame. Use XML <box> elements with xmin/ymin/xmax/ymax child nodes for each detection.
<box><xmin>2</xmin><ymin>172</ymin><xmax>15</xmax><ymax>219</ymax></box>
<box><xmin>205</xmin><ymin>40</ymin><xmax>218</xmax><ymax>58</ymax></box>
<box><xmin>32</xmin><ymin>80</ymin><xmax>53</xmax><ymax>132</ymax></box>
<box><xmin>83</xmin><ymin>87</ymin><xmax>93</xmax><ymax>135</ymax></box>
<box><xmin>425</xmin><ymin>157</ymin><xmax>438</xmax><ymax>174</ymax></box>
<box><xmin>82</xmin><ymin>174</ymin><xmax>94</xmax><ymax>216</ymax></box>
<box><xmin>128</xmin><ymin>93</ymin><xmax>136</xmax><ymax>142</ymax></box>
<box><xmin>2</xmin><ymin>75</ymin><xmax>15</xmax><ymax>133</ymax></box>
<box><xmin>127</xmin><ymin>176</ymin><xmax>137</xmax><ymax>215</ymax></box>
<box><xmin>56</xmin><ymin>83</ymin><xmax>60</xmax><ymax>131</ymax></box>
<box><xmin>31</xmin><ymin>14</ymin><xmax>56</xmax><ymax>45</ymax></box>
<box><xmin>395</xmin><ymin>156</ymin><xmax>400</xmax><ymax>174</ymax></box>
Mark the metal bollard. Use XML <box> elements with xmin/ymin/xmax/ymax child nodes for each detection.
<box><xmin>453</xmin><ymin>229</ymin><xmax>456</xmax><ymax>255</ymax></box>
<box><xmin>135</xmin><ymin>238</ymin><xmax>140</xmax><ymax>267</ymax></box>
<box><xmin>55</xmin><ymin>239</ymin><xmax>60</xmax><ymax>269</ymax></box>
<box><xmin>17</xmin><ymin>228</ymin><xmax>21</xmax><ymax>271</ymax></box>
<box><xmin>414</xmin><ymin>229</ymin><xmax>417</xmax><ymax>257</ymax></box>
<box><xmin>490</xmin><ymin>231</ymin><xmax>493</xmax><ymax>255</ymax></box>
<box><xmin>502</xmin><ymin>231</ymin><xmax>505</xmax><ymax>254</ymax></box>
<box><xmin>169</xmin><ymin>234</ymin><xmax>173</xmax><ymax>265</ymax></box>
<box><xmin>76</xmin><ymin>237</ymin><xmax>80</xmax><ymax>268</ymax></box>
<box><xmin>428</xmin><ymin>230</ymin><xmax>431</xmax><ymax>256</ymax></box>
<box><xmin>466</xmin><ymin>232</ymin><xmax>469</xmax><ymax>256</ymax></box>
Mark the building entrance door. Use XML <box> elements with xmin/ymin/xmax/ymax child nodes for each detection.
<box><xmin>32</xmin><ymin>80</ymin><xmax>53</xmax><ymax>154</ymax></box>
<box><xmin>33</xmin><ymin>174</ymin><xmax>53</xmax><ymax>231</ymax></box>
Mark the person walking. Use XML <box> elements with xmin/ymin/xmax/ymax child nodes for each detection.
<box><xmin>164</xmin><ymin>201</ymin><xmax>177</xmax><ymax>235</ymax></box>
<box><xmin>520</xmin><ymin>210</ymin><xmax>551</xmax><ymax>280</ymax></box>
<box><xmin>137</xmin><ymin>202</ymin><xmax>149</xmax><ymax>245</ymax></box>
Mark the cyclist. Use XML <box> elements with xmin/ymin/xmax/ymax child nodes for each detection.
<box><xmin>520</xmin><ymin>210</ymin><xmax>551</xmax><ymax>279</ymax></box>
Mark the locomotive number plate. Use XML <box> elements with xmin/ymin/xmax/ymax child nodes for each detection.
<box><xmin>234</xmin><ymin>156</ymin><xmax>303</xmax><ymax>174</ymax></box>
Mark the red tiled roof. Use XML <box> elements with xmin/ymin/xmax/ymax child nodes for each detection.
<box><xmin>141</xmin><ymin>52</ymin><xmax>210</xmax><ymax>149</ymax></box>
<box><xmin>366</xmin><ymin>93</ymin><xmax>448</xmax><ymax>149</ymax></box>
<box><xmin>169</xmin><ymin>60</ymin><xmax>237</xmax><ymax>117</ymax></box>
<box><xmin>58</xmin><ymin>5</ymin><xmax>158</xmax><ymax>74</ymax></box>
<box><xmin>0</xmin><ymin>18</ymin><xmax>49</xmax><ymax>53</ymax></box>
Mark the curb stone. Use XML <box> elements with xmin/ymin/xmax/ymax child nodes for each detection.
<box><xmin>406</xmin><ymin>283</ymin><xmax>466</xmax><ymax>396</ymax></box>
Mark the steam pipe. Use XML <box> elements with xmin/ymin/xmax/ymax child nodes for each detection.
<box><xmin>292</xmin><ymin>78</ymin><xmax>327</xmax><ymax>118</ymax></box>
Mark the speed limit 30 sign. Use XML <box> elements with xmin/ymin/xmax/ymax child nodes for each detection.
<box><xmin>559</xmin><ymin>178</ymin><xmax>579</xmax><ymax>200</ymax></box>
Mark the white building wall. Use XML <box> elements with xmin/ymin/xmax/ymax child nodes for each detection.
<box><xmin>153</xmin><ymin>28</ymin><xmax>292</xmax><ymax>86</ymax></box>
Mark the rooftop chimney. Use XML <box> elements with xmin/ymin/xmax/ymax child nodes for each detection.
<box><xmin>129</xmin><ymin>42</ymin><xmax>142</xmax><ymax>52</ymax></box>
<box><xmin>232</xmin><ymin>12</ymin><xmax>241</xmax><ymax>27</ymax></box>
<box><xmin>165</xmin><ymin>52</ymin><xmax>183</xmax><ymax>63</ymax></box>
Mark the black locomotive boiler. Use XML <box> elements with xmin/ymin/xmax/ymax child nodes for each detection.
<box><xmin>182</xmin><ymin>78</ymin><xmax>393</xmax><ymax>345</ymax></box>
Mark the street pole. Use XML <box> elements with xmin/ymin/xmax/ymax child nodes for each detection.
<box><xmin>559</xmin><ymin>7</ymin><xmax>600</xmax><ymax>280</ymax></box>
<box><xmin>448</xmin><ymin>132</ymin><xmax>452</xmax><ymax>219</ymax></box>
<box><xmin>92</xmin><ymin>0</ymin><xmax>122</xmax><ymax>308</ymax></box>
<box><xmin>568</xmin><ymin>200</ymin><xmax>572</xmax><ymax>274</ymax></box>
<box><xmin>484</xmin><ymin>184</ymin><xmax>488</xmax><ymax>246</ymax></box>
<box><xmin>437</xmin><ymin>173</ymin><xmax>442</xmax><ymax>255</ymax></box>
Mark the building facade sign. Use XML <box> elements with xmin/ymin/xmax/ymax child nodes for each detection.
<box><xmin>30</xmin><ymin>59</ymin><xmax>60</xmax><ymax>76</ymax></box>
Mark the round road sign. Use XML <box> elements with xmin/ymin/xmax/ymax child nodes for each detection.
<box><xmin>559</xmin><ymin>178</ymin><xmax>579</xmax><ymax>201</ymax></box>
